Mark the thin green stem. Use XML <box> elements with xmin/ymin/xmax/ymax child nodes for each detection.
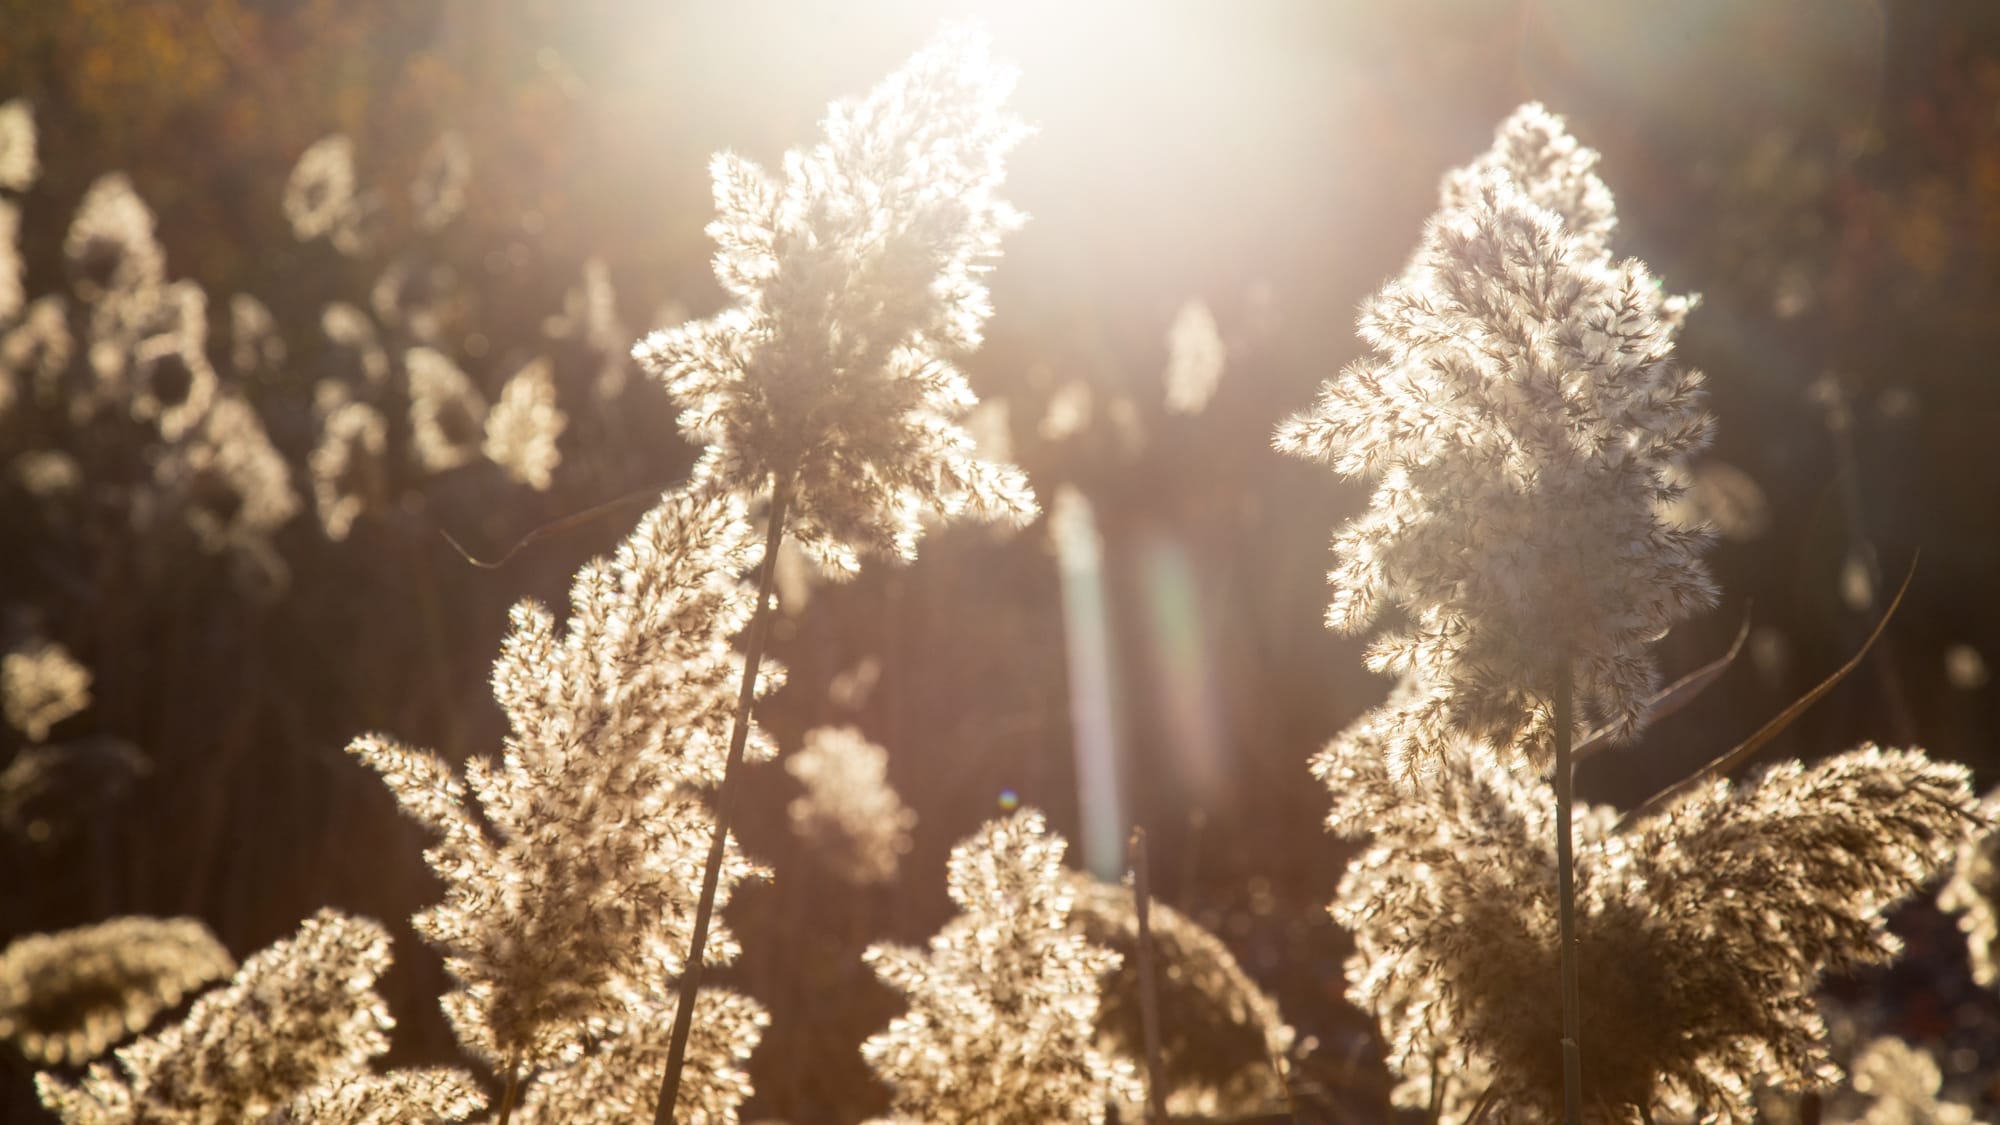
<box><xmin>1554</xmin><ymin>664</ymin><xmax>1583</xmax><ymax>1125</ymax></box>
<box><xmin>494</xmin><ymin>1052</ymin><xmax>522</xmax><ymax>1125</ymax></box>
<box><xmin>652</xmin><ymin>479</ymin><xmax>792</xmax><ymax>1125</ymax></box>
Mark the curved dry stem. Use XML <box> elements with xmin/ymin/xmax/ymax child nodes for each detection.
<box><xmin>441</xmin><ymin>479</ymin><xmax>672</xmax><ymax>569</ymax></box>
<box><xmin>1572</xmin><ymin>608</ymin><xmax>1751</xmax><ymax>765</ymax></box>
<box><xmin>1617</xmin><ymin>558</ymin><xmax>1914</xmax><ymax>830</ymax></box>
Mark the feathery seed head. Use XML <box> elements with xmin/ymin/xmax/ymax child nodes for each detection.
<box><xmin>1163</xmin><ymin>298</ymin><xmax>1227</xmax><ymax>416</ymax></box>
<box><xmin>124</xmin><ymin>283</ymin><xmax>217</xmax><ymax>442</ymax></box>
<box><xmin>1</xmin><ymin>198</ymin><xmax>20</xmax><ymax>325</ymax></box>
<box><xmin>3</xmin><ymin>295</ymin><xmax>73</xmax><ymax>401</ymax></box>
<box><xmin>3</xmin><ymin>638</ymin><xmax>92</xmax><ymax>743</ymax></box>
<box><xmin>405</xmin><ymin>346</ymin><xmax>488</xmax><ymax>473</ymax></box>
<box><xmin>545</xmin><ymin>257</ymin><xmax>632</xmax><ymax>398</ymax></box>
<box><xmin>1441</xmin><ymin>102</ymin><xmax>1618</xmax><ymax>259</ymax></box>
<box><xmin>633</xmin><ymin>26</ymin><xmax>1036</xmax><ymax>574</ymax></box>
<box><xmin>352</xmin><ymin>488</ymin><xmax>777</xmax><ymax>1069</ymax></box>
<box><xmin>64</xmin><ymin>174</ymin><xmax>165</xmax><ymax>302</ymax></box>
<box><xmin>1065</xmin><ymin>873</ymin><xmax>1294</xmax><ymax>1118</ymax></box>
<box><xmin>321</xmin><ymin>302</ymin><xmax>391</xmax><ymax>386</ymax></box>
<box><xmin>862</xmin><ymin>810</ymin><xmax>1139</xmax><ymax>1123</ymax></box>
<box><xmin>154</xmin><ymin>395</ymin><xmax>301</xmax><ymax>561</ymax></box>
<box><xmin>511</xmin><ymin>989</ymin><xmax>766</xmax><ymax>1125</ymax></box>
<box><xmin>1840</xmin><ymin>1037</ymin><xmax>1992</xmax><ymax>1125</ymax></box>
<box><xmin>36</xmin><ymin>910</ymin><xmax>397</xmax><ymax>1125</ymax></box>
<box><xmin>228</xmin><ymin>293</ymin><xmax>286</xmax><ymax>379</ymax></box>
<box><xmin>0</xmin><ymin>917</ymin><xmax>234</xmax><ymax>1067</ymax></box>
<box><xmin>1276</xmin><ymin>109</ymin><xmax>1716</xmax><ymax>765</ymax></box>
<box><xmin>785</xmin><ymin>725</ymin><xmax>916</xmax><ymax>885</ymax></box>
<box><xmin>0</xmin><ymin>98</ymin><xmax>36</xmax><ymax>193</ymax></box>
<box><xmin>264</xmin><ymin>1067</ymin><xmax>487</xmax><ymax>1125</ymax></box>
<box><xmin>309</xmin><ymin>391</ymin><xmax>390</xmax><ymax>541</ymax></box>
<box><xmin>1320</xmin><ymin>725</ymin><xmax>1979</xmax><ymax>1124</ymax></box>
<box><xmin>1940</xmin><ymin>786</ymin><xmax>2000</xmax><ymax>988</ymax></box>
<box><xmin>482</xmin><ymin>357</ymin><xmax>566</xmax><ymax>491</ymax></box>
<box><xmin>285</xmin><ymin>134</ymin><xmax>360</xmax><ymax>244</ymax></box>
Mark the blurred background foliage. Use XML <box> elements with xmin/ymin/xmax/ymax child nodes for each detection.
<box><xmin>4</xmin><ymin>0</ymin><xmax>2000</xmax><ymax>1119</ymax></box>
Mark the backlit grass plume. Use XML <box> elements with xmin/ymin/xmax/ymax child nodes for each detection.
<box><xmin>1065</xmin><ymin>872</ymin><xmax>1295</xmax><ymax>1118</ymax></box>
<box><xmin>64</xmin><ymin>173</ymin><xmax>164</xmax><ymax>314</ymax></box>
<box><xmin>639</xmin><ymin>28</ymin><xmax>1038</xmax><ymax>1118</ymax></box>
<box><xmin>0</xmin><ymin>97</ymin><xmax>35</xmax><ymax>194</ymax></box>
<box><xmin>1939</xmin><ymin>786</ymin><xmax>2000</xmax><ymax>988</ymax></box>
<box><xmin>284</xmin><ymin>134</ymin><xmax>367</xmax><ymax>253</ymax></box>
<box><xmin>1279</xmin><ymin>108</ymin><xmax>1722</xmax><ymax>1121</ymax></box>
<box><xmin>351</xmin><ymin>487</ymin><xmax>773</xmax><ymax>1108</ymax></box>
<box><xmin>510</xmin><ymin>990</ymin><xmax>765</xmax><ymax>1125</ymax></box>
<box><xmin>862</xmin><ymin>810</ymin><xmax>1139</xmax><ymax>1123</ymax></box>
<box><xmin>1274</xmin><ymin>111</ymin><xmax>1714</xmax><ymax>769</ymax></box>
<box><xmin>35</xmin><ymin>910</ymin><xmax>423</xmax><ymax>1124</ymax></box>
<box><xmin>404</xmin><ymin>346</ymin><xmax>487</xmax><ymax>474</ymax></box>
<box><xmin>632</xmin><ymin>25</ymin><xmax>1036</xmax><ymax>574</ymax></box>
<box><xmin>2</xmin><ymin>190</ymin><xmax>20</xmax><ymax>325</ymax></box>
<box><xmin>784</xmin><ymin>725</ymin><xmax>916</xmax><ymax>885</ymax></box>
<box><xmin>1837</xmin><ymin>1037</ymin><xmax>1992</xmax><ymax>1125</ymax></box>
<box><xmin>1441</xmin><ymin>103</ymin><xmax>1619</xmax><ymax>261</ymax></box>
<box><xmin>4</xmin><ymin>295</ymin><xmax>70</xmax><ymax>403</ymax></box>
<box><xmin>152</xmin><ymin>395</ymin><xmax>300</xmax><ymax>568</ymax></box>
<box><xmin>0</xmin><ymin>916</ymin><xmax>234</xmax><ymax>1067</ymax></box>
<box><xmin>227</xmin><ymin>293</ymin><xmax>284</xmax><ymax>380</ymax></box>
<box><xmin>307</xmin><ymin>391</ymin><xmax>390</xmax><ymax>541</ymax></box>
<box><xmin>3</xmin><ymin>637</ymin><xmax>92</xmax><ymax>744</ymax></box>
<box><xmin>482</xmin><ymin>358</ymin><xmax>566</xmax><ymax>491</ymax></box>
<box><xmin>262</xmin><ymin>1068</ymin><xmax>486</xmax><ymax>1125</ymax></box>
<box><xmin>1318</xmin><ymin>714</ymin><xmax>1979</xmax><ymax>1124</ymax></box>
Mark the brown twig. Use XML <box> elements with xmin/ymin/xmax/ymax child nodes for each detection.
<box><xmin>1128</xmin><ymin>827</ymin><xmax>1168</xmax><ymax>1125</ymax></box>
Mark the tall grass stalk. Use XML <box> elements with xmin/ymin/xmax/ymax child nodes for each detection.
<box><xmin>1552</xmin><ymin>663</ymin><xmax>1582</xmax><ymax>1125</ymax></box>
<box><xmin>1128</xmin><ymin>827</ymin><xmax>1167</xmax><ymax>1125</ymax></box>
<box><xmin>653</xmin><ymin>478</ymin><xmax>791</xmax><ymax>1125</ymax></box>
